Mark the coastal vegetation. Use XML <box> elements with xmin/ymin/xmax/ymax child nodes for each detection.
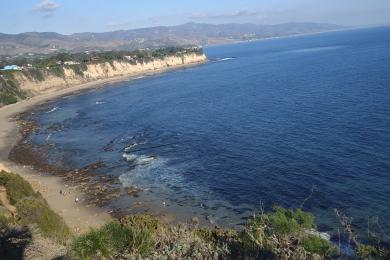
<box><xmin>68</xmin><ymin>206</ymin><xmax>389</xmax><ymax>259</ymax></box>
<box><xmin>0</xmin><ymin>71</ymin><xmax>26</xmax><ymax>105</ymax></box>
<box><xmin>3</xmin><ymin>46</ymin><xmax>203</xmax><ymax>70</ymax></box>
<box><xmin>0</xmin><ymin>171</ymin><xmax>70</xmax><ymax>242</ymax></box>
<box><xmin>1</xmin><ymin>169</ymin><xmax>388</xmax><ymax>259</ymax></box>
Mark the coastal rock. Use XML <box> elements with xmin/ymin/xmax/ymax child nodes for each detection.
<box><xmin>126</xmin><ymin>186</ymin><xmax>142</xmax><ymax>197</ymax></box>
<box><xmin>305</xmin><ymin>229</ymin><xmax>331</xmax><ymax>241</ymax></box>
<box><xmin>191</xmin><ymin>216</ymin><xmax>200</xmax><ymax>225</ymax></box>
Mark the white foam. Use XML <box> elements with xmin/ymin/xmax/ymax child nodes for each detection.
<box><xmin>137</xmin><ymin>155</ymin><xmax>156</xmax><ymax>165</ymax></box>
<box><xmin>95</xmin><ymin>101</ymin><xmax>105</xmax><ymax>105</ymax></box>
<box><xmin>119</xmin><ymin>155</ymin><xmax>177</xmax><ymax>188</ymax></box>
<box><xmin>122</xmin><ymin>153</ymin><xmax>138</xmax><ymax>161</ymax></box>
<box><xmin>122</xmin><ymin>152</ymin><xmax>157</xmax><ymax>165</ymax></box>
<box><xmin>124</xmin><ymin>141</ymin><xmax>146</xmax><ymax>152</ymax></box>
<box><xmin>124</xmin><ymin>143</ymin><xmax>139</xmax><ymax>152</ymax></box>
<box><xmin>46</xmin><ymin>107</ymin><xmax>59</xmax><ymax>113</ymax></box>
<box><xmin>214</xmin><ymin>57</ymin><xmax>235</xmax><ymax>63</ymax></box>
<box><xmin>219</xmin><ymin>57</ymin><xmax>235</xmax><ymax>61</ymax></box>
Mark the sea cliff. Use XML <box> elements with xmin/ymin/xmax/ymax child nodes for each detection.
<box><xmin>0</xmin><ymin>50</ymin><xmax>206</xmax><ymax>106</ymax></box>
<box><xmin>16</xmin><ymin>53</ymin><xmax>206</xmax><ymax>95</ymax></box>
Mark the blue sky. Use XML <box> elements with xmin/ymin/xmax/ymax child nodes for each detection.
<box><xmin>1</xmin><ymin>0</ymin><xmax>390</xmax><ymax>34</ymax></box>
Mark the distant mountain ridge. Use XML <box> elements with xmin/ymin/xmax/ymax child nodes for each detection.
<box><xmin>0</xmin><ymin>22</ymin><xmax>343</xmax><ymax>56</ymax></box>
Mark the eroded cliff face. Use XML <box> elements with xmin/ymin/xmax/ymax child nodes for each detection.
<box><xmin>13</xmin><ymin>53</ymin><xmax>207</xmax><ymax>96</ymax></box>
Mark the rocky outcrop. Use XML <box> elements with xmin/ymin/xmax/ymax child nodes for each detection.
<box><xmin>13</xmin><ymin>53</ymin><xmax>207</xmax><ymax>96</ymax></box>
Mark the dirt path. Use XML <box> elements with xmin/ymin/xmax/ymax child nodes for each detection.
<box><xmin>0</xmin><ymin>185</ymin><xmax>16</xmax><ymax>215</ymax></box>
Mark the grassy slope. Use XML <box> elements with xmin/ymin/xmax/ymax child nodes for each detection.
<box><xmin>0</xmin><ymin>171</ymin><xmax>71</xmax><ymax>251</ymax></box>
<box><xmin>70</xmin><ymin>208</ymin><xmax>389</xmax><ymax>259</ymax></box>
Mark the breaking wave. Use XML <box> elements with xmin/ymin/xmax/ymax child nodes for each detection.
<box><xmin>219</xmin><ymin>57</ymin><xmax>235</xmax><ymax>61</ymax></box>
<box><xmin>124</xmin><ymin>141</ymin><xmax>146</xmax><ymax>152</ymax></box>
<box><xmin>210</xmin><ymin>57</ymin><xmax>236</xmax><ymax>63</ymax></box>
<box><xmin>122</xmin><ymin>153</ymin><xmax>156</xmax><ymax>166</ymax></box>
<box><xmin>45</xmin><ymin>133</ymin><xmax>52</xmax><ymax>142</ymax></box>
<box><xmin>214</xmin><ymin>57</ymin><xmax>235</xmax><ymax>62</ymax></box>
<box><xmin>119</xmin><ymin>153</ymin><xmax>182</xmax><ymax>189</ymax></box>
<box><xmin>46</xmin><ymin>107</ymin><xmax>59</xmax><ymax>113</ymax></box>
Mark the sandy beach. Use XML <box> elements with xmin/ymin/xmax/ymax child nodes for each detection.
<box><xmin>0</xmin><ymin>64</ymin><xmax>203</xmax><ymax>234</ymax></box>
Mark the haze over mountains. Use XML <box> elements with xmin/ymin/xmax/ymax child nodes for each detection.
<box><xmin>0</xmin><ymin>22</ymin><xmax>343</xmax><ymax>56</ymax></box>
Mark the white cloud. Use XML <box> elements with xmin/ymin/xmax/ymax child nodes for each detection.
<box><xmin>106</xmin><ymin>21</ymin><xmax>132</xmax><ymax>30</ymax></box>
<box><xmin>190</xmin><ymin>9</ymin><xmax>262</xmax><ymax>20</ymax></box>
<box><xmin>33</xmin><ymin>0</ymin><xmax>60</xmax><ymax>16</ymax></box>
<box><xmin>148</xmin><ymin>15</ymin><xmax>176</xmax><ymax>24</ymax></box>
<box><xmin>147</xmin><ymin>9</ymin><xmax>264</xmax><ymax>25</ymax></box>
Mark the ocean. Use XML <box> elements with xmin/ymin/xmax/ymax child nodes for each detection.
<box><xmin>24</xmin><ymin>26</ymin><xmax>390</xmax><ymax>238</ymax></box>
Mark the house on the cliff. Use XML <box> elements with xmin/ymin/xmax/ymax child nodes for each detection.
<box><xmin>0</xmin><ymin>65</ymin><xmax>22</xmax><ymax>71</ymax></box>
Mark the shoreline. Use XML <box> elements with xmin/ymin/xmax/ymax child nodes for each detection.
<box><xmin>203</xmin><ymin>27</ymin><xmax>350</xmax><ymax>49</ymax></box>
<box><xmin>0</xmin><ymin>60</ymin><xmax>206</xmax><ymax>234</ymax></box>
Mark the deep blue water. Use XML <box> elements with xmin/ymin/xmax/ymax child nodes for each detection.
<box><xmin>27</xmin><ymin>26</ymin><xmax>390</xmax><ymax>236</ymax></box>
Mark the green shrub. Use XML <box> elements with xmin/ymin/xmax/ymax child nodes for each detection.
<box><xmin>241</xmin><ymin>206</ymin><xmax>320</xmax><ymax>258</ymax></box>
<box><xmin>270</xmin><ymin>209</ymin><xmax>300</xmax><ymax>236</ymax></box>
<box><xmin>154</xmin><ymin>225</ymin><xmax>229</xmax><ymax>259</ymax></box>
<box><xmin>301</xmin><ymin>235</ymin><xmax>336</xmax><ymax>256</ymax></box>
<box><xmin>0</xmin><ymin>212</ymin><xmax>14</xmax><ymax>228</ymax></box>
<box><xmin>23</xmin><ymin>68</ymin><xmax>44</xmax><ymax>81</ymax></box>
<box><xmin>0</xmin><ymin>74</ymin><xmax>25</xmax><ymax>105</ymax></box>
<box><xmin>0</xmin><ymin>93</ymin><xmax>17</xmax><ymax>105</ymax></box>
<box><xmin>196</xmin><ymin>227</ymin><xmax>238</xmax><ymax>245</ymax></box>
<box><xmin>239</xmin><ymin>225</ymin><xmax>275</xmax><ymax>259</ymax></box>
<box><xmin>121</xmin><ymin>214</ymin><xmax>160</xmax><ymax>231</ymax></box>
<box><xmin>196</xmin><ymin>227</ymin><xmax>239</xmax><ymax>257</ymax></box>
<box><xmin>356</xmin><ymin>244</ymin><xmax>383</xmax><ymax>259</ymax></box>
<box><xmin>244</xmin><ymin>206</ymin><xmax>315</xmax><ymax>239</ymax></box>
<box><xmin>69</xmin><ymin>63</ymin><xmax>87</xmax><ymax>77</ymax></box>
<box><xmin>67</xmin><ymin>207</ymin><xmax>390</xmax><ymax>259</ymax></box>
<box><xmin>102</xmin><ymin>222</ymin><xmax>134</xmax><ymax>251</ymax></box>
<box><xmin>121</xmin><ymin>227</ymin><xmax>155</xmax><ymax>256</ymax></box>
<box><xmin>49</xmin><ymin>66</ymin><xmax>65</xmax><ymax>78</ymax></box>
<box><xmin>269</xmin><ymin>206</ymin><xmax>315</xmax><ymax>236</ymax></box>
<box><xmin>0</xmin><ymin>171</ymin><xmax>37</xmax><ymax>205</ymax></box>
<box><xmin>16</xmin><ymin>197</ymin><xmax>70</xmax><ymax>243</ymax></box>
<box><xmin>70</xmin><ymin>221</ymin><xmax>155</xmax><ymax>259</ymax></box>
<box><xmin>291</xmin><ymin>208</ymin><xmax>315</xmax><ymax>229</ymax></box>
<box><xmin>70</xmin><ymin>228</ymin><xmax>110</xmax><ymax>260</ymax></box>
<box><xmin>103</xmin><ymin>221</ymin><xmax>155</xmax><ymax>255</ymax></box>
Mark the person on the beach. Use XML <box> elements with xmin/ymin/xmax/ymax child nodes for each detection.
<box><xmin>75</xmin><ymin>197</ymin><xmax>79</xmax><ymax>203</ymax></box>
<box><xmin>60</xmin><ymin>189</ymin><xmax>62</xmax><ymax>196</ymax></box>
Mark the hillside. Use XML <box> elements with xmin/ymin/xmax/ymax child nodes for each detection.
<box><xmin>0</xmin><ymin>22</ymin><xmax>343</xmax><ymax>56</ymax></box>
